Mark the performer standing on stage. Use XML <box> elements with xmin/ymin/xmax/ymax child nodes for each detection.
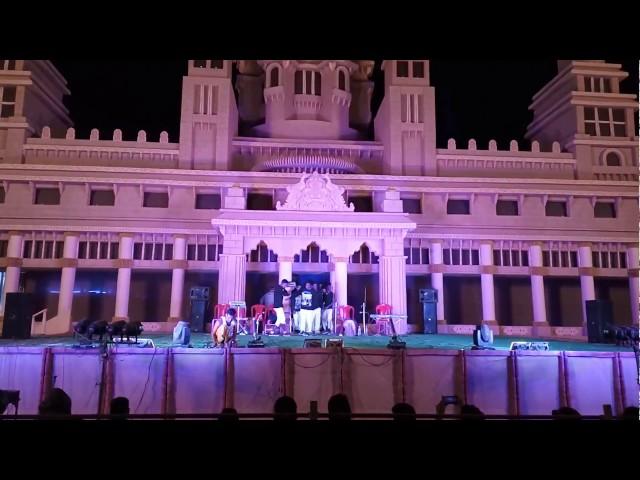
<box><xmin>311</xmin><ymin>283</ymin><xmax>322</xmax><ymax>335</ymax></box>
<box><xmin>211</xmin><ymin>308</ymin><xmax>238</xmax><ymax>347</ymax></box>
<box><xmin>299</xmin><ymin>282</ymin><xmax>314</xmax><ymax>336</ymax></box>
<box><xmin>291</xmin><ymin>284</ymin><xmax>302</xmax><ymax>333</ymax></box>
<box><xmin>321</xmin><ymin>283</ymin><xmax>334</xmax><ymax>334</ymax></box>
<box><xmin>273</xmin><ymin>279</ymin><xmax>291</xmax><ymax>335</ymax></box>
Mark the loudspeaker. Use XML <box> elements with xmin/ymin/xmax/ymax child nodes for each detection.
<box><xmin>190</xmin><ymin>287</ymin><xmax>210</xmax><ymax>301</ymax></box>
<box><xmin>2</xmin><ymin>293</ymin><xmax>35</xmax><ymax>340</ymax></box>
<box><xmin>419</xmin><ymin>288</ymin><xmax>437</xmax><ymax>303</ymax></box>
<box><xmin>422</xmin><ymin>302</ymin><xmax>437</xmax><ymax>334</ymax></box>
<box><xmin>586</xmin><ymin>300</ymin><xmax>613</xmax><ymax>343</ymax></box>
<box><xmin>190</xmin><ymin>300</ymin><xmax>207</xmax><ymax>333</ymax></box>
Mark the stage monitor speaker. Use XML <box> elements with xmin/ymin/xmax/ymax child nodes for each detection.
<box><xmin>2</xmin><ymin>293</ymin><xmax>35</xmax><ymax>340</ymax></box>
<box><xmin>190</xmin><ymin>299</ymin><xmax>208</xmax><ymax>333</ymax></box>
<box><xmin>419</xmin><ymin>288</ymin><xmax>437</xmax><ymax>303</ymax></box>
<box><xmin>422</xmin><ymin>302</ymin><xmax>437</xmax><ymax>334</ymax></box>
<box><xmin>190</xmin><ymin>286</ymin><xmax>210</xmax><ymax>301</ymax></box>
<box><xmin>586</xmin><ymin>300</ymin><xmax>613</xmax><ymax>344</ymax></box>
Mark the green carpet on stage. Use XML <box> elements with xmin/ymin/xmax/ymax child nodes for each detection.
<box><xmin>0</xmin><ymin>332</ymin><xmax>629</xmax><ymax>352</ymax></box>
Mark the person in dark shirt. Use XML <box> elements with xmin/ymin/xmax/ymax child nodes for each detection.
<box><xmin>321</xmin><ymin>283</ymin><xmax>335</xmax><ymax>334</ymax></box>
<box><xmin>291</xmin><ymin>284</ymin><xmax>302</xmax><ymax>333</ymax></box>
<box><xmin>311</xmin><ymin>283</ymin><xmax>322</xmax><ymax>334</ymax></box>
<box><xmin>273</xmin><ymin>279</ymin><xmax>291</xmax><ymax>334</ymax></box>
<box><xmin>299</xmin><ymin>282</ymin><xmax>315</xmax><ymax>335</ymax></box>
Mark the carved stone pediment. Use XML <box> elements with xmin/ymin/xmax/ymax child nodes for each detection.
<box><xmin>275</xmin><ymin>171</ymin><xmax>355</xmax><ymax>212</ymax></box>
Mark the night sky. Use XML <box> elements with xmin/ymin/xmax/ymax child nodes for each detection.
<box><xmin>51</xmin><ymin>60</ymin><xmax>638</xmax><ymax>148</ymax></box>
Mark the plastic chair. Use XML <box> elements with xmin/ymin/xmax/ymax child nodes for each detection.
<box><xmin>337</xmin><ymin>305</ymin><xmax>355</xmax><ymax>336</ymax></box>
<box><xmin>375</xmin><ymin>304</ymin><xmax>392</xmax><ymax>335</ymax></box>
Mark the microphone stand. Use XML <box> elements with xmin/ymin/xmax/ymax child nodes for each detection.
<box><xmin>361</xmin><ymin>288</ymin><xmax>368</xmax><ymax>336</ymax></box>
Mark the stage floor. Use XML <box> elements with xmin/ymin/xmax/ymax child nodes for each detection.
<box><xmin>0</xmin><ymin>332</ymin><xmax>630</xmax><ymax>352</ymax></box>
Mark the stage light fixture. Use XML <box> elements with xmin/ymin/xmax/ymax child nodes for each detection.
<box><xmin>472</xmin><ymin>324</ymin><xmax>495</xmax><ymax>350</ymax></box>
<box><xmin>303</xmin><ymin>339</ymin><xmax>323</xmax><ymax>348</ymax></box>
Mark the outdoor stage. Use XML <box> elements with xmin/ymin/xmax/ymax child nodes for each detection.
<box><xmin>0</xmin><ymin>333</ymin><xmax>637</xmax><ymax>418</ymax></box>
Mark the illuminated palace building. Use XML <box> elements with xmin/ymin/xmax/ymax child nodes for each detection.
<box><xmin>0</xmin><ymin>59</ymin><xmax>637</xmax><ymax>338</ymax></box>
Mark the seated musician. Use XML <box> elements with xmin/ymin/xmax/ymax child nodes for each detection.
<box><xmin>211</xmin><ymin>308</ymin><xmax>239</xmax><ymax>348</ymax></box>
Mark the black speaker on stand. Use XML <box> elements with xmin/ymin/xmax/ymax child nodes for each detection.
<box><xmin>2</xmin><ymin>293</ymin><xmax>36</xmax><ymax>340</ymax></box>
<box><xmin>586</xmin><ymin>299</ymin><xmax>613</xmax><ymax>344</ymax></box>
<box><xmin>189</xmin><ymin>287</ymin><xmax>210</xmax><ymax>333</ymax></box>
<box><xmin>419</xmin><ymin>288</ymin><xmax>438</xmax><ymax>335</ymax></box>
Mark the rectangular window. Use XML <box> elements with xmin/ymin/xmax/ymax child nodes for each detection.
<box><xmin>461</xmin><ymin>249</ymin><xmax>470</xmax><ymax>265</ymax></box>
<box><xmin>195</xmin><ymin>193</ymin><xmax>221</xmax><ymax>209</ymax></box>
<box><xmin>0</xmin><ymin>186</ymin><xmax>4</xmax><ymax>203</ymax></box>
<box><xmin>396</xmin><ymin>61</ymin><xmax>409</xmax><ymax>78</ymax></box>
<box><xmin>143</xmin><ymin>192</ymin><xmax>168</xmax><ymax>208</ymax></box>
<box><xmin>542</xmin><ymin>251</ymin><xmax>550</xmax><ymax>267</ymax></box>
<box><xmin>447</xmin><ymin>199</ymin><xmax>470</xmax><ymax>215</ymax></box>
<box><xmin>619</xmin><ymin>253</ymin><xmax>627</xmax><ymax>268</ymax></box>
<box><xmin>110</xmin><ymin>242</ymin><xmax>119</xmax><ymax>259</ymax></box>
<box><xmin>594</xmin><ymin>202</ymin><xmax>616</xmax><ymax>218</ymax></box>
<box><xmin>90</xmin><ymin>190</ymin><xmax>115</xmax><ymax>206</ymax></box>
<box><xmin>133</xmin><ymin>242</ymin><xmax>143</xmax><ymax>260</ymax></box>
<box><xmin>545</xmin><ymin>201</ymin><xmax>567</xmax><ymax>217</ymax></box>
<box><xmin>496</xmin><ymin>200</ymin><xmax>519</xmax><ymax>216</ymax></box>
<box><xmin>591</xmin><ymin>252</ymin><xmax>599</xmax><ymax>268</ymax></box>
<box><xmin>412</xmin><ymin>61</ymin><xmax>424</xmax><ymax>78</ymax></box>
<box><xmin>610</xmin><ymin>252</ymin><xmax>618</xmax><ymax>268</ymax></box>
<box><xmin>89</xmin><ymin>242</ymin><xmax>99</xmax><ymax>259</ymax></box>
<box><xmin>348</xmin><ymin>196</ymin><xmax>373</xmax><ymax>213</ymax></box>
<box><xmin>493</xmin><ymin>250</ymin><xmax>501</xmax><ymax>266</ymax></box>
<box><xmin>402</xmin><ymin>198</ymin><xmax>422</xmax><ymax>214</ymax></box>
<box><xmin>247</xmin><ymin>193</ymin><xmax>274</xmax><ymax>211</ymax></box>
<box><xmin>471</xmin><ymin>249</ymin><xmax>480</xmax><ymax>265</ymax></box>
<box><xmin>511</xmin><ymin>251</ymin><xmax>520</xmax><ymax>267</ymax></box>
<box><xmin>153</xmin><ymin>244</ymin><xmax>164</xmax><ymax>261</ymax></box>
<box><xmin>0</xmin><ymin>240</ymin><xmax>8</xmax><ymax>258</ymax></box>
<box><xmin>0</xmin><ymin>86</ymin><xmax>16</xmax><ymax>118</ymax></box>
<box><xmin>443</xmin><ymin>248</ymin><xmax>451</xmax><ymax>265</ymax></box>
<box><xmin>584</xmin><ymin>77</ymin><xmax>611</xmax><ymax>93</ymax></box>
<box><xmin>451</xmin><ymin>249</ymin><xmax>460</xmax><ymax>265</ymax></box>
<box><xmin>193</xmin><ymin>60</ymin><xmax>207</xmax><ymax>68</ymax></box>
<box><xmin>561</xmin><ymin>251</ymin><xmax>569</xmax><ymax>267</ymax></box>
<box><xmin>584</xmin><ymin>107</ymin><xmax>626</xmax><ymax>137</ymax></box>
<box><xmin>209</xmin><ymin>60</ymin><xmax>223</xmax><ymax>69</ymax></box>
<box><xmin>421</xmin><ymin>248</ymin><xmax>430</xmax><ymax>264</ymax></box>
<box><xmin>35</xmin><ymin>187</ymin><xmax>60</xmax><ymax>205</ymax></box>
<box><xmin>54</xmin><ymin>241</ymin><xmax>64</xmax><ymax>259</ymax></box>
<box><xmin>569</xmin><ymin>251</ymin><xmax>577</xmax><ymax>267</ymax></box>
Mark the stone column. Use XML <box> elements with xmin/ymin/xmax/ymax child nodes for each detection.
<box><xmin>168</xmin><ymin>235</ymin><xmax>187</xmax><ymax>322</ymax></box>
<box><xmin>379</xmin><ymin>238</ymin><xmax>408</xmax><ymax>334</ymax></box>
<box><xmin>217</xmin><ymin>235</ymin><xmax>246</xmax><ymax>305</ymax></box>
<box><xmin>430</xmin><ymin>240</ymin><xmax>446</xmax><ymax>326</ymax></box>
<box><xmin>0</xmin><ymin>231</ymin><xmax>24</xmax><ymax>319</ymax></box>
<box><xmin>333</xmin><ymin>257</ymin><xmax>348</xmax><ymax>309</ymax></box>
<box><xmin>278</xmin><ymin>256</ymin><xmax>293</xmax><ymax>283</ymax></box>
<box><xmin>529</xmin><ymin>242</ymin><xmax>550</xmax><ymax>336</ymax></box>
<box><xmin>577</xmin><ymin>242</ymin><xmax>596</xmax><ymax>329</ymax></box>
<box><xmin>55</xmin><ymin>233</ymin><xmax>79</xmax><ymax>331</ymax></box>
<box><xmin>626</xmin><ymin>245</ymin><xmax>639</xmax><ymax>326</ymax></box>
<box><xmin>114</xmin><ymin>233</ymin><xmax>134</xmax><ymax>321</ymax></box>
<box><xmin>479</xmin><ymin>241</ymin><xmax>497</xmax><ymax>329</ymax></box>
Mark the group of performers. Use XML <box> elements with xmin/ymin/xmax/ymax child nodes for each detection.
<box><xmin>211</xmin><ymin>278</ymin><xmax>346</xmax><ymax>347</ymax></box>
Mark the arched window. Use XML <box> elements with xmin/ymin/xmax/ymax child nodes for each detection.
<box><xmin>338</xmin><ymin>69</ymin><xmax>347</xmax><ymax>91</ymax></box>
<box><xmin>294</xmin><ymin>69</ymin><xmax>321</xmax><ymax>96</ymax></box>
<box><xmin>269</xmin><ymin>66</ymin><xmax>280</xmax><ymax>87</ymax></box>
<box><xmin>605</xmin><ymin>151</ymin><xmax>622</xmax><ymax>166</ymax></box>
